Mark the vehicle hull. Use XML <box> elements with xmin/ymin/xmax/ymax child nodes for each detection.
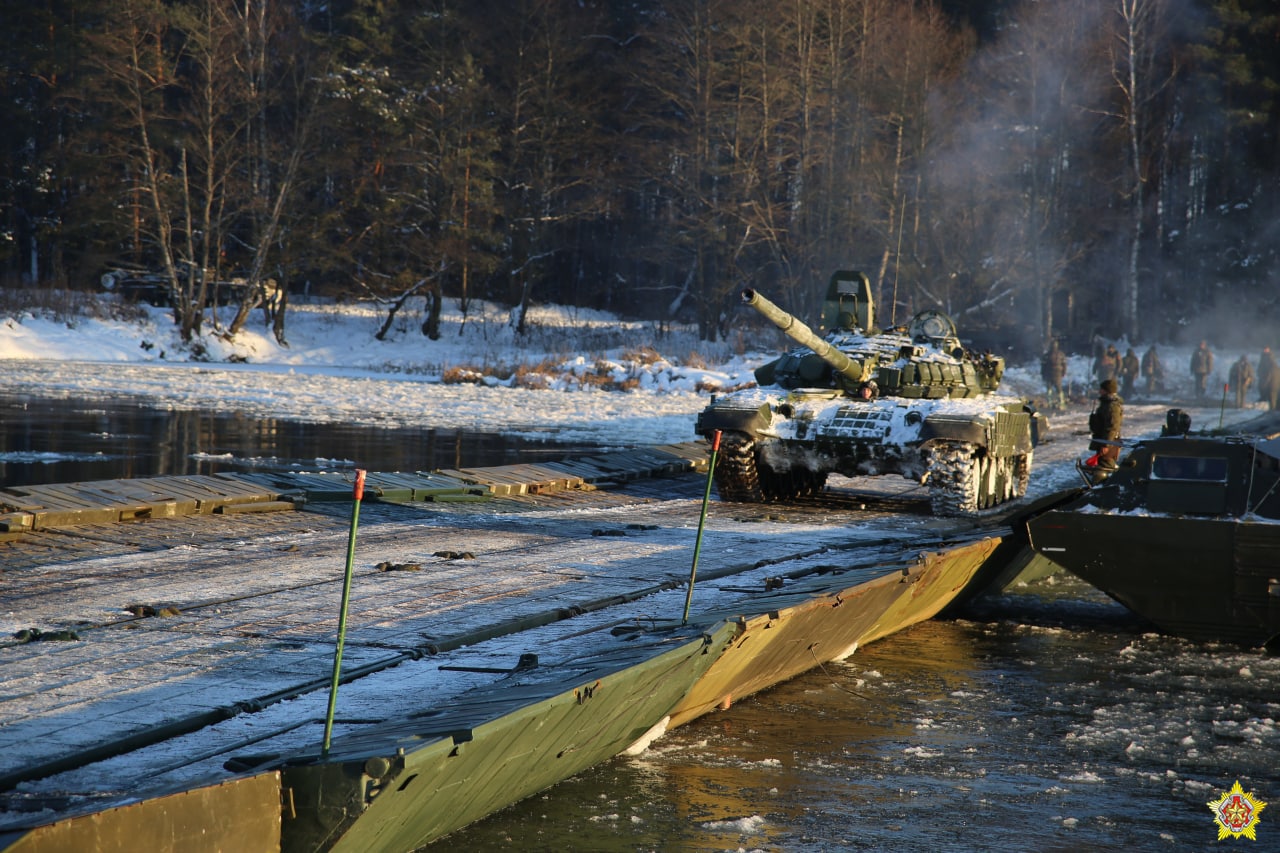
<box><xmin>1028</xmin><ymin>511</ymin><xmax>1280</xmax><ymax>647</ymax></box>
<box><xmin>1026</xmin><ymin>418</ymin><xmax>1280</xmax><ymax>648</ymax></box>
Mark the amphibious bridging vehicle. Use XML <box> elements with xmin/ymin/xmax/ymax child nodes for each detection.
<box><xmin>1027</xmin><ymin>410</ymin><xmax>1280</xmax><ymax>647</ymax></box>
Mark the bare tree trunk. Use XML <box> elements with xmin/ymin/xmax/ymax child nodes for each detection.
<box><xmin>118</xmin><ymin>4</ymin><xmax>191</xmax><ymax>340</ymax></box>
<box><xmin>1120</xmin><ymin>0</ymin><xmax>1144</xmax><ymax>343</ymax></box>
<box><xmin>375</xmin><ymin>279</ymin><xmax>428</xmax><ymax>341</ymax></box>
<box><xmin>227</xmin><ymin>141</ymin><xmax>306</xmax><ymax>337</ymax></box>
<box><xmin>1113</xmin><ymin>0</ymin><xmax>1176</xmax><ymax>343</ymax></box>
<box><xmin>227</xmin><ymin>1</ymin><xmax>315</xmax><ymax>342</ymax></box>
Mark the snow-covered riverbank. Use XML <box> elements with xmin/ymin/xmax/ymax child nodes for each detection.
<box><xmin>1</xmin><ymin>296</ymin><xmax>1265</xmax><ymax>456</ymax></box>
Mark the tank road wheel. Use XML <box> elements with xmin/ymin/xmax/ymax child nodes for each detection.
<box><xmin>765</xmin><ymin>466</ymin><xmax>828</xmax><ymax>500</ymax></box>
<box><xmin>713</xmin><ymin>433</ymin><xmax>766</xmax><ymax>502</ymax></box>
<box><xmin>795</xmin><ymin>467</ymin><xmax>828</xmax><ymax>498</ymax></box>
<box><xmin>756</xmin><ymin>462</ymin><xmax>825</xmax><ymax>501</ymax></box>
<box><xmin>927</xmin><ymin>441</ymin><xmax>980</xmax><ymax>516</ymax></box>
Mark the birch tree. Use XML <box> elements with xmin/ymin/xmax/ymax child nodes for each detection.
<box><xmin>86</xmin><ymin>0</ymin><xmax>311</xmax><ymax>343</ymax></box>
<box><xmin>1108</xmin><ymin>0</ymin><xmax>1180</xmax><ymax>342</ymax></box>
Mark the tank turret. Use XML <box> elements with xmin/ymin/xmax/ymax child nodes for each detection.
<box><xmin>695</xmin><ymin>272</ymin><xmax>1046</xmax><ymax>516</ymax></box>
<box><xmin>744</xmin><ymin>280</ymin><xmax>1004</xmax><ymax>400</ymax></box>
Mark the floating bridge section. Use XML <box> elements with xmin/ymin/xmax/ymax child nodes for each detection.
<box><xmin>0</xmin><ymin>442</ymin><xmax>710</xmax><ymax>535</ymax></box>
<box><xmin>0</xmin><ymin>439</ymin><xmax>1032</xmax><ymax>852</ymax></box>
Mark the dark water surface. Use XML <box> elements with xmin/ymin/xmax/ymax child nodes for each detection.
<box><xmin>0</xmin><ymin>396</ymin><xmax>599</xmax><ymax>489</ymax></box>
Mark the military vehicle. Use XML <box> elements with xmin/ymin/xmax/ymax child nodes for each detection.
<box><xmin>695</xmin><ymin>271</ymin><xmax>1046</xmax><ymax>515</ymax></box>
<box><xmin>1027</xmin><ymin>410</ymin><xmax>1280</xmax><ymax>647</ymax></box>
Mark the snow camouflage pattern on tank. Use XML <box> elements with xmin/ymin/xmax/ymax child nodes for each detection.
<box><xmin>696</xmin><ymin>271</ymin><xmax>1047</xmax><ymax>516</ymax></box>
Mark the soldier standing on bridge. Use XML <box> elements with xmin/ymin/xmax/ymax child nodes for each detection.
<box><xmin>1041</xmin><ymin>338</ymin><xmax>1068</xmax><ymax>410</ymax></box>
<box><xmin>1088</xmin><ymin>378</ymin><xmax>1124</xmax><ymax>470</ymax></box>
<box><xmin>1191</xmin><ymin>340</ymin><xmax>1214</xmax><ymax>400</ymax></box>
<box><xmin>1229</xmin><ymin>355</ymin><xmax>1255</xmax><ymax>408</ymax></box>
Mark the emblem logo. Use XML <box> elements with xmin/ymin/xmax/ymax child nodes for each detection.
<box><xmin>1207</xmin><ymin>780</ymin><xmax>1267</xmax><ymax>841</ymax></box>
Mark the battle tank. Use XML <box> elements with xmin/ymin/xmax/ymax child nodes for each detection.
<box><xmin>695</xmin><ymin>271</ymin><xmax>1047</xmax><ymax>515</ymax></box>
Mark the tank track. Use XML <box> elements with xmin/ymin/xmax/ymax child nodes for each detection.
<box><xmin>713</xmin><ymin>434</ymin><xmax>828</xmax><ymax>502</ymax></box>
<box><xmin>928</xmin><ymin>443</ymin><xmax>1033</xmax><ymax>516</ymax></box>
<box><xmin>714</xmin><ymin>433</ymin><xmax>766</xmax><ymax>502</ymax></box>
<box><xmin>719</xmin><ymin>434</ymin><xmax>1025</xmax><ymax>513</ymax></box>
<box><xmin>927</xmin><ymin>442</ymin><xmax>980</xmax><ymax>516</ymax></box>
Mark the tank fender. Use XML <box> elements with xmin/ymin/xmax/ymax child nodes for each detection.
<box><xmin>918</xmin><ymin>416</ymin><xmax>988</xmax><ymax>446</ymax></box>
<box><xmin>696</xmin><ymin>403</ymin><xmax>772</xmax><ymax>439</ymax></box>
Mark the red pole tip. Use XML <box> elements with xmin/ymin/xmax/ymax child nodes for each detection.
<box><xmin>354</xmin><ymin>469</ymin><xmax>366</xmax><ymax>500</ymax></box>
<box><xmin>711</xmin><ymin>430</ymin><xmax>722</xmax><ymax>451</ymax></box>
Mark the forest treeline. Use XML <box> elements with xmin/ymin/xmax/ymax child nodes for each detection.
<box><xmin>1</xmin><ymin>0</ymin><xmax>1277</xmax><ymax>351</ymax></box>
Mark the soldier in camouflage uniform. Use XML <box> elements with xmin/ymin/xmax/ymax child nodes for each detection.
<box><xmin>1088</xmin><ymin>378</ymin><xmax>1124</xmax><ymax>469</ymax></box>
<box><xmin>1041</xmin><ymin>338</ymin><xmax>1068</xmax><ymax>410</ymax></box>
<box><xmin>1190</xmin><ymin>340</ymin><xmax>1214</xmax><ymax>400</ymax></box>
<box><xmin>1141</xmin><ymin>345</ymin><xmax>1164</xmax><ymax>395</ymax></box>
<box><xmin>1228</xmin><ymin>355</ymin><xmax>1255</xmax><ymax>408</ymax></box>
<box><xmin>1093</xmin><ymin>344</ymin><xmax>1120</xmax><ymax>386</ymax></box>
<box><xmin>1120</xmin><ymin>347</ymin><xmax>1140</xmax><ymax>398</ymax></box>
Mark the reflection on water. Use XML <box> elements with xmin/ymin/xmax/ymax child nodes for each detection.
<box><xmin>0</xmin><ymin>396</ymin><xmax>600</xmax><ymax>489</ymax></box>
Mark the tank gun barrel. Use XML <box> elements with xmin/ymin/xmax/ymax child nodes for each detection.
<box><xmin>742</xmin><ymin>288</ymin><xmax>863</xmax><ymax>383</ymax></box>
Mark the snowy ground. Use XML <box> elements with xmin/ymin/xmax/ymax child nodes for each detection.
<box><xmin>1</xmin><ymin>294</ymin><xmax>1268</xmax><ymax>452</ymax></box>
<box><xmin>1</xmin><ymin>293</ymin><xmax>1271</xmax><ymax>518</ymax></box>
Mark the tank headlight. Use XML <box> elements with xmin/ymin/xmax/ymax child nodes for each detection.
<box><xmin>905</xmin><ymin>411</ymin><xmax>923</xmax><ymax>426</ymax></box>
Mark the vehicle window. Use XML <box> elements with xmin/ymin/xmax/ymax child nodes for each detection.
<box><xmin>1151</xmin><ymin>455</ymin><xmax>1228</xmax><ymax>482</ymax></box>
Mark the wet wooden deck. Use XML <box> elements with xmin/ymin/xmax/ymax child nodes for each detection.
<box><xmin>0</xmin><ymin>443</ymin><xmax>710</xmax><ymax>533</ymax></box>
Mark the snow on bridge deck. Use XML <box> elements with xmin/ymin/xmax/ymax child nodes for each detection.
<box><xmin>0</xmin><ymin>441</ymin><xmax>981</xmax><ymax>828</ymax></box>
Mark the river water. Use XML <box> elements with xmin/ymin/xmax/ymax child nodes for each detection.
<box><xmin>446</xmin><ymin>589</ymin><xmax>1278</xmax><ymax>852</ymax></box>
<box><xmin>2</xmin><ymin>396</ymin><xmax>1275</xmax><ymax>851</ymax></box>
<box><xmin>0</xmin><ymin>396</ymin><xmax>599</xmax><ymax>489</ymax></box>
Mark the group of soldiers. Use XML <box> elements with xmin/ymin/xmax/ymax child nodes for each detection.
<box><xmin>1041</xmin><ymin>337</ymin><xmax>1279</xmax><ymax>478</ymax></box>
<box><xmin>1225</xmin><ymin>347</ymin><xmax>1280</xmax><ymax>409</ymax></box>
<box><xmin>1184</xmin><ymin>340</ymin><xmax>1279</xmax><ymax>409</ymax></box>
<box><xmin>1041</xmin><ymin>338</ymin><xmax>1280</xmax><ymax>411</ymax></box>
<box><xmin>1039</xmin><ymin>339</ymin><xmax>1164</xmax><ymax>411</ymax></box>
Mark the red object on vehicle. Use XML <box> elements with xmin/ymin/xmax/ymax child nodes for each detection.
<box><xmin>1085</xmin><ymin>453</ymin><xmax>1100</xmax><ymax>467</ymax></box>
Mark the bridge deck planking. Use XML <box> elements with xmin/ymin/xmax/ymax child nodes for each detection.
<box><xmin>0</xmin><ymin>441</ymin><xmax>996</xmax><ymax>836</ymax></box>
<box><xmin>0</xmin><ymin>443</ymin><xmax>711</xmax><ymax>532</ymax></box>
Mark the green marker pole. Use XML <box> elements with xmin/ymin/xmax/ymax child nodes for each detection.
<box><xmin>683</xmin><ymin>431</ymin><xmax>721</xmax><ymax>625</ymax></box>
<box><xmin>1220</xmin><ymin>382</ymin><xmax>1228</xmax><ymax>430</ymax></box>
<box><xmin>323</xmin><ymin>468</ymin><xmax>366</xmax><ymax>754</ymax></box>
